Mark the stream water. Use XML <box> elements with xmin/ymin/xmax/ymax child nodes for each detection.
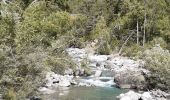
<box><xmin>41</xmin><ymin>70</ymin><xmax>127</xmax><ymax>100</ymax></box>
<box><xmin>41</xmin><ymin>86</ymin><xmax>126</xmax><ymax>100</ymax></box>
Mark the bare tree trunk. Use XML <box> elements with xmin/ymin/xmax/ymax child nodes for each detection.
<box><xmin>118</xmin><ymin>32</ymin><xmax>133</xmax><ymax>55</ymax></box>
<box><xmin>137</xmin><ymin>19</ymin><xmax>139</xmax><ymax>45</ymax></box>
<box><xmin>143</xmin><ymin>0</ymin><xmax>147</xmax><ymax>47</ymax></box>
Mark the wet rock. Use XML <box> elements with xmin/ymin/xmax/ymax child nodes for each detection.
<box><xmin>94</xmin><ymin>70</ymin><xmax>102</xmax><ymax>77</ymax></box>
<box><xmin>78</xmin><ymin>82</ymin><xmax>92</xmax><ymax>87</ymax></box>
<box><xmin>70</xmin><ymin>80</ymin><xmax>78</xmax><ymax>85</ymax></box>
<box><xmin>38</xmin><ymin>87</ymin><xmax>55</xmax><ymax>94</ymax></box>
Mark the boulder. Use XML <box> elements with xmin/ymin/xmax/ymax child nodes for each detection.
<box><xmin>64</xmin><ymin>68</ymin><xmax>73</xmax><ymax>75</ymax></box>
<box><xmin>38</xmin><ymin>87</ymin><xmax>55</xmax><ymax>94</ymax></box>
<box><xmin>59</xmin><ymin>77</ymin><xmax>71</xmax><ymax>87</ymax></box>
<box><xmin>74</xmin><ymin>69</ymin><xmax>85</xmax><ymax>76</ymax></box>
<box><xmin>78</xmin><ymin>82</ymin><xmax>92</xmax><ymax>87</ymax></box>
<box><xmin>94</xmin><ymin>70</ymin><xmax>102</xmax><ymax>77</ymax></box>
<box><xmin>114</xmin><ymin>70</ymin><xmax>145</xmax><ymax>89</ymax></box>
<box><xmin>141</xmin><ymin>92</ymin><xmax>152</xmax><ymax>100</ymax></box>
<box><xmin>118</xmin><ymin>91</ymin><xmax>141</xmax><ymax>100</ymax></box>
<box><xmin>118</xmin><ymin>90</ymin><xmax>169</xmax><ymax>100</ymax></box>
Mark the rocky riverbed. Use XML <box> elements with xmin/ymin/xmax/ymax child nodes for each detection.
<box><xmin>37</xmin><ymin>48</ymin><xmax>169</xmax><ymax>100</ymax></box>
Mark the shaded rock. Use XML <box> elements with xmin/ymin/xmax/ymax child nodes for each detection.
<box><xmin>30</xmin><ymin>96</ymin><xmax>42</xmax><ymax>100</ymax></box>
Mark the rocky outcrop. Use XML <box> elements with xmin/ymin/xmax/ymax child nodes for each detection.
<box><xmin>66</xmin><ymin>48</ymin><xmax>150</xmax><ymax>90</ymax></box>
<box><xmin>38</xmin><ymin>72</ymin><xmax>75</xmax><ymax>94</ymax></box>
<box><xmin>114</xmin><ymin>70</ymin><xmax>146</xmax><ymax>89</ymax></box>
<box><xmin>117</xmin><ymin>90</ymin><xmax>170</xmax><ymax>100</ymax></box>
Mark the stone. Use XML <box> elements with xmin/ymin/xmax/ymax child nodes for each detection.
<box><xmin>142</xmin><ymin>92</ymin><xmax>152</xmax><ymax>100</ymax></box>
<box><xmin>78</xmin><ymin>82</ymin><xmax>92</xmax><ymax>87</ymax></box>
<box><xmin>38</xmin><ymin>87</ymin><xmax>55</xmax><ymax>94</ymax></box>
<box><xmin>59</xmin><ymin>78</ymin><xmax>71</xmax><ymax>87</ymax></box>
<box><xmin>70</xmin><ymin>80</ymin><xmax>78</xmax><ymax>85</ymax></box>
<box><xmin>114</xmin><ymin>70</ymin><xmax>146</xmax><ymax>89</ymax></box>
<box><xmin>120</xmin><ymin>96</ymin><xmax>131</xmax><ymax>100</ymax></box>
<box><xmin>64</xmin><ymin>68</ymin><xmax>73</xmax><ymax>75</ymax></box>
<box><xmin>74</xmin><ymin>69</ymin><xmax>80</xmax><ymax>76</ymax></box>
<box><xmin>118</xmin><ymin>91</ymin><xmax>141</xmax><ymax>100</ymax></box>
<box><xmin>94</xmin><ymin>70</ymin><xmax>102</xmax><ymax>77</ymax></box>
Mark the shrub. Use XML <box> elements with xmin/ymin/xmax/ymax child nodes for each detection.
<box><xmin>96</xmin><ymin>41</ymin><xmax>111</xmax><ymax>55</ymax></box>
<box><xmin>141</xmin><ymin>45</ymin><xmax>170</xmax><ymax>91</ymax></box>
<box><xmin>150</xmin><ymin>37</ymin><xmax>167</xmax><ymax>49</ymax></box>
<box><xmin>123</xmin><ymin>44</ymin><xmax>143</xmax><ymax>57</ymax></box>
<box><xmin>89</xmin><ymin>16</ymin><xmax>110</xmax><ymax>40</ymax></box>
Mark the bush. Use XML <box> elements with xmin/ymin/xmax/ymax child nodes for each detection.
<box><xmin>150</xmin><ymin>37</ymin><xmax>167</xmax><ymax>49</ymax></box>
<box><xmin>96</xmin><ymin>41</ymin><xmax>111</xmax><ymax>55</ymax></box>
<box><xmin>16</xmin><ymin>1</ymin><xmax>72</xmax><ymax>51</ymax></box>
<box><xmin>141</xmin><ymin>45</ymin><xmax>170</xmax><ymax>91</ymax></box>
<box><xmin>123</xmin><ymin>44</ymin><xmax>143</xmax><ymax>57</ymax></box>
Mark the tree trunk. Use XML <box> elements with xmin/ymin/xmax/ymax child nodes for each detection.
<box><xmin>143</xmin><ymin>0</ymin><xmax>147</xmax><ymax>47</ymax></box>
<box><xmin>118</xmin><ymin>32</ymin><xmax>133</xmax><ymax>55</ymax></box>
<box><xmin>137</xmin><ymin>19</ymin><xmax>139</xmax><ymax>45</ymax></box>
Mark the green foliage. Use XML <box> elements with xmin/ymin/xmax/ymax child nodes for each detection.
<box><xmin>16</xmin><ymin>1</ymin><xmax>72</xmax><ymax>51</ymax></box>
<box><xmin>141</xmin><ymin>46</ymin><xmax>170</xmax><ymax>90</ymax></box>
<box><xmin>89</xmin><ymin>16</ymin><xmax>110</xmax><ymax>40</ymax></box>
<box><xmin>123</xmin><ymin>44</ymin><xmax>143</xmax><ymax>57</ymax></box>
<box><xmin>150</xmin><ymin>37</ymin><xmax>167</xmax><ymax>49</ymax></box>
<box><xmin>96</xmin><ymin>41</ymin><xmax>112</xmax><ymax>55</ymax></box>
<box><xmin>0</xmin><ymin>0</ymin><xmax>170</xmax><ymax>99</ymax></box>
<box><xmin>3</xmin><ymin>88</ymin><xmax>16</xmax><ymax>100</ymax></box>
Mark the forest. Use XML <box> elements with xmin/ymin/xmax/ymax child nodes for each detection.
<box><xmin>0</xmin><ymin>0</ymin><xmax>170</xmax><ymax>100</ymax></box>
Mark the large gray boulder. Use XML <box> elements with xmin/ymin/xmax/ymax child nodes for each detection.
<box><xmin>117</xmin><ymin>90</ymin><xmax>169</xmax><ymax>100</ymax></box>
<box><xmin>114</xmin><ymin>70</ymin><xmax>146</xmax><ymax>89</ymax></box>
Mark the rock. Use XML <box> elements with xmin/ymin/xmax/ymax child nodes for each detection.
<box><xmin>38</xmin><ymin>87</ymin><xmax>55</xmax><ymax>94</ymax></box>
<box><xmin>74</xmin><ymin>69</ymin><xmax>85</xmax><ymax>76</ymax></box>
<box><xmin>151</xmin><ymin>89</ymin><xmax>170</xmax><ymax>99</ymax></box>
<box><xmin>79</xmin><ymin>69</ymin><xmax>85</xmax><ymax>76</ymax></box>
<box><xmin>118</xmin><ymin>91</ymin><xmax>141</xmax><ymax>100</ymax></box>
<box><xmin>64</xmin><ymin>68</ymin><xmax>73</xmax><ymax>75</ymax></box>
<box><xmin>118</xmin><ymin>84</ymin><xmax>131</xmax><ymax>89</ymax></box>
<box><xmin>70</xmin><ymin>80</ymin><xmax>78</xmax><ymax>85</ymax></box>
<box><xmin>94</xmin><ymin>70</ymin><xmax>102</xmax><ymax>77</ymax></box>
<box><xmin>52</xmin><ymin>83</ymin><xmax>59</xmax><ymax>88</ymax></box>
<box><xmin>59</xmin><ymin>78</ymin><xmax>71</xmax><ymax>87</ymax></box>
<box><xmin>74</xmin><ymin>69</ymin><xmax>80</xmax><ymax>76</ymax></box>
<box><xmin>118</xmin><ymin>90</ymin><xmax>169</xmax><ymax>100</ymax></box>
<box><xmin>78</xmin><ymin>82</ymin><xmax>92</xmax><ymax>87</ymax></box>
<box><xmin>120</xmin><ymin>96</ymin><xmax>131</xmax><ymax>100</ymax></box>
<box><xmin>30</xmin><ymin>96</ymin><xmax>42</xmax><ymax>100</ymax></box>
<box><xmin>88</xmin><ymin>55</ymin><xmax>108</xmax><ymax>62</ymax></box>
<box><xmin>114</xmin><ymin>70</ymin><xmax>145</xmax><ymax>89</ymax></box>
<box><xmin>142</xmin><ymin>92</ymin><xmax>152</xmax><ymax>100</ymax></box>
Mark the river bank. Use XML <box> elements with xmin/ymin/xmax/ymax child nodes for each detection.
<box><xmin>36</xmin><ymin>48</ymin><xmax>169</xmax><ymax>100</ymax></box>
